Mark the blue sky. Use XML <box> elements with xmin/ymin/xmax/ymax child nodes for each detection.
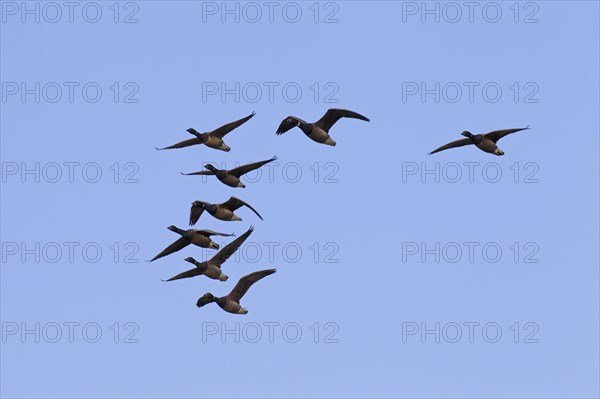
<box><xmin>1</xmin><ymin>1</ymin><xmax>599</xmax><ymax>398</ymax></box>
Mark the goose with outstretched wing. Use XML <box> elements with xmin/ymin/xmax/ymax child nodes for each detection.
<box><xmin>181</xmin><ymin>156</ymin><xmax>277</xmax><ymax>188</ymax></box>
<box><xmin>150</xmin><ymin>226</ymin><xmax>235</xmax><ymax>262</ymax></box>
<box><xmin>156</xmin><ymin>112</ymin><xmax>255</xmax><ymax>152</ymax></box>
<box><xmin>196</xmin><ymin>269</ymin><xmax>276</xmax><ymax>314</ymax></box>
<box><xmin>162</xmin><ymin>226</ymin><xmax>255</xmax><ymax>282</ymax></box>
<box><xmin>276</xmin><ymin>108</ymin><xmax>369</xmax><ymax>146</ymax></box>
<box><xmin>429</xmin><ymin>127</ymin><xmax>530</xmax><ymax>156</ymax></box>
<box><xmin>190</xmin><ymin>197</ymin><xmax>263</xmax><ymax>225</ymax></box>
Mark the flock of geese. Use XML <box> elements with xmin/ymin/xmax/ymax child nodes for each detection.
<box><xmin>151</xmin><ymin>108</ymin><xmax>530</xmax><ymax>314</ymax></box>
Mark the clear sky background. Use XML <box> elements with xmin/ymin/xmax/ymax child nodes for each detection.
<box><xmin>1</xmin><ymin>1</ymin><xmax>599</xmax><ymax>398</ymax></box>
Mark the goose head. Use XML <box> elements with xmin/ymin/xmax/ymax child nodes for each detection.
<box><xmin>192</xmin><ymin>200</ymin><xmax>207</xmax><ymax>209</ymax></box>
<box><xmin>184</xmin><ymin>256</ymin><xmax>200</xmax><ymax>265</ymax></box>
<box><xmin>187</xmin><ymin>128</ymin><xmax>207</xmax><ymax>141</ymax></box>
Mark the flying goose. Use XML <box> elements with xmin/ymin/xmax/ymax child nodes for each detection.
<box><xmin>150</xmin><ymin>226</ymin><xmax>235</xmax><ymax>262</ymax></box>
<box><xmin>429</xmin><ymin>127</ymin><xmax>530</xmax><ymax>156</ymax></box>
<box><xmin>276</xmin><ymin>108</ymin><xmax>369</xmax><ymax>146</ymax></box>
<box><xmin>190</xmin><ymin>197</ymin><xmax>263</xmax><ymax>225</ymax></box>
<box><xmin>181</xmin><ymin>156</ymin><xmax>277</xmax><ymax>188</ymax></box>
<box><xmin>196</xmin><ymin>269</ymin><xmax>276</xmax><ymax>314</ymax></box>
<box><xmin>155</xmin><ymin>112</ymin><xmax>255</xmax><ymax>152</ymax></box>
<box><xmin>162</xmin><ymin>225</ymin><xmax>255</xmax><ymax>282</ymax></box>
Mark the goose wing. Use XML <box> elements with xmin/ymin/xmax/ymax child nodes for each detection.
<box><xmin>162</xmin><ymin>266</ymin><xmax>205</xmax><ymax>282</ymax></box>
<box><xmin>428</xmin><ymin>138</ymin><xmax>473</xmax><ymax>155</ymax></box>
<box><xmin>221</xmin><ymin>197</ymin><xmax>263</xmax><ymax>220</ymax></box>
<box><xmin>180</xmin><ymin>170</ymin><xmax>215</xmax><ymax>176</ymax></box>
<box><xmin>155</xmin><ymin>137</ymin><xmax>202</xmax><ymax>150</ymax></box>
<box><xmin>150</xmin><ymin>237</ymin><xmax>189</xmax><ymax>262</ymax></box>
<box><xmin>228</xmin><ymin>156</ymin><xmax>277</xmax><ymax>178</ymax></box>
<box><xmin>189</xmin><ymin>203</ymin><xmax>206</xmax><ymax>226</ymax></box>
<box><xmin>315</xmin><ymin>108</ymin><xmax>370</xmax><ymax>132</ymax></box>
<box><xmin>211</xmin><ymin>226</ymin><xmax>255</xmax><ymax>267</ymax></box>
<box><xmin>484</xmin><ymin>127</ymin><xmax>530</xmax><ymax>143</ymax></box>
<box><xmin>195</xmin><ymin>229</ymin><xmax>235</xmax><ymax>238</ymax></box>
<box><xmin>227</xmin><ymin>269</ymin><xmax>276</xmax><ymax>303</ymax></box>
<box><xmin>210</xmin><ymin>112</ymin><xmax>255</xmax><ymax>138</ymax></box>
<box><xmin>276</xmin><ymin>117</ymin><xmax>300</xmax><ymax>135</ymax></box>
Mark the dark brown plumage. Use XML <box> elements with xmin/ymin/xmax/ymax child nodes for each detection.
<box><xmin>429</xmin><ymin>127</ymin><xmax>530</xmax><ymax>156</ymax></box>
<box><xmin>196</xmin><ymin>268</ymin><xmax>276</xmax><ymax>314</ymax></box>
<box><xmin>155</xmin><ymin>112</ymin><xmax>255</xmax><ymax>152</ymax></box>
<box><xmin>181</xmin><ymin>156</ymin><xmax>277</xmax><ymax>188</ymax></box>
<box><xmin>150</xmin><ymin>226</ymin><xmax>235</xmax><ymax>262</ymax></box>
<box><xmin>190</xmin><ymin>197</ymin><xmax>263</xmax><ymax>225</ymax></box>
<box><xmin>162</xmin><ymin>226</ymin><xmax>255</xmax><ymax>282</ymax></box>
<box><xmin>276</xmin><ymin>108</ymin><xmax>369</xmax><ymax>146</ymax></box>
